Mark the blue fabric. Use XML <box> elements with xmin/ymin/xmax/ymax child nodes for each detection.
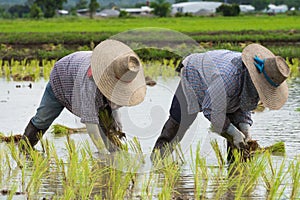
<box><xmin>31</xmin><ymin>82</ymin><xmax>64</xmax><ymax>130</ymax></box>
<box><xmin>254</xmin><ymin>55</ymin><xmax>279</xmax><ymax>87</ymax></box>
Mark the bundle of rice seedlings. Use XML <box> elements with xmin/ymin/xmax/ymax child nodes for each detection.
<box><xmin>0</xmin><ymin>132</ymin><xmax>22</xmax><ymax>143</ymax></box>
<box><xmin>51</xmin><ymin>124</ymin><xmax>87</xmax><ymax>135</ymax></box>
<box><xmin>98</xmin><ymin>109</ymin><xmax>126</xmax><ymax>150</ymax></box>
<box><xmin>263</xmin><ymin>141</ymin><xmax>286</xmax><ymax>155</ymax></box>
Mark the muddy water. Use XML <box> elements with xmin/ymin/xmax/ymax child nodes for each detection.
<box><xmin>0</xmin><ymin>77</ymin><xmax>299</xmax><ymax>199</ymax></box>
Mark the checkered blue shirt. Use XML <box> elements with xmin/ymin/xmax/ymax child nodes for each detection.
<box><xmin>50</xmin><ymin>51</ymin><xmax>106</xmax><ymax>124</ymax></box>
<box><xmin>181</xmin><ymin>50</ymin><xmax>253</xmax><ymax>133</ymax></box>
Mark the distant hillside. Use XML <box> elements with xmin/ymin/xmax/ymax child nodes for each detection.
<box><xmin>0</xmin><ymin>0</ymin><xmax>176</xmax><ymax>8</ymax></box>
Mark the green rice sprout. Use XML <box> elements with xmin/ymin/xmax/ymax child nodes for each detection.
<box><xmin>0</xmin><ymin>60</ymin><xmax>2</xmax><ymax>75</ymax></box>
<box><xmin>210</xmin><ymin>140</ymin><xmax>225</xmax><ymax>167</ymax></box>
<box><xmin>158</xmin><ymin>156</ymin><xmax>182</xmax><ymax>200</ymax></box>
<box><xmin>26</xmin><ymin>149</ymin><xmax>50</xmax><ymax>198</ymax></box>
<box><xmin>98</xmin><ymin>109</ymin><xmax>126</xmax><ymax>151</ymax></box>
<box><xmin>190</xmin><ymin>143</ymin><xmax>208</xmax><ymax>200</ymax></box>
<box><xmin>51</xmin><ymin>124</ymin><xmax>87</xmax><ymax>136</ymax></box>
<box><xmin>6</xmin><ymin>141</ymin><xmax>23</xmax><ymax>169</ymax></box>
<box><xmin>264</xmin><ymin>141</ymin><xmax>286</xmax><ymax>155</ymax></box>
<box><xmin>286</xmin><ymin>58</ymin><xmax>299</xmax><ymax>79</ymax></box>
<box><xmin>4</xmin><ymin>61</ymin><xmax>10</xmax><ymax>80</ymax></box>
<box><xmin>289</xmin><ymin>158</ymin><xmax>300</xmax><ymax>199</ymax></box>
<box><xmin>261</xmin><ymin>153</ymin><xmax>288</xmax><ymax>200</ymax></box>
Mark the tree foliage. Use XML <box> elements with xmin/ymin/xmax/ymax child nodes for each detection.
<box><xmin>175</xmin><ymin>0</ymin><xmax>188</xmax><ymax>3</ymax></box>
<box><xmin>89</xmin><ymin>0</ymin><xmax>99</xmax><ymax>19</ymax></box>
<box><xmin>76</xmin><ymin>0</ymin><xmax>88</xmax><ymax>9</ymax></box>
<box><xmin>216</xmin><ymin>3</ymin><xmax>240</xmax><ymax>16</ymax></box>
<box><xmin>29</xmin><ymin>3</ymin><xmax>43</xmax><ymax>18</ymax></box>
<box><xmin>150</xmin><ymin>0</ymin><xmax>171</xmax><ymax>17</ymax></box>
<box><xmin>8</xmin><ymin>4</ymin><xmax>30</xmax><ymax>17</ymax></box>
<box><xmin>34</xmin><ymin>0</ymin><xmax>67</xmax><ymax>18</ymax></box>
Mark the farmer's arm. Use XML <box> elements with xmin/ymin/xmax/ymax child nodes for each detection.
<box><xmin>202</xmin><ymin>74</ymin><xmax>247</xmax><ymax>148</ymax></box>
<box><xmin>227</xmin><ymin>109</ymin><xmax>252</xmax><ymax>141</ymax></box>
<box><xmin>85</xmin><ymin>123</ymin><xmax>107</xmax><ymax>151</ymax></box>
<box><xmin>202</xmin><ymin>73</ymin><xmax>231</xmax><ymax>134</ymax></box>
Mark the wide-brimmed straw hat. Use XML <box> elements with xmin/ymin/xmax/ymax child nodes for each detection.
<box><xmin>242</xmin><ymin>43</ymin><xmax>290</xmax><ymax>110</ymax></box>
<box><xmin>91</xmin><ymin>39</ymin><xmax>146</xmax><ymax>106</ymax></box>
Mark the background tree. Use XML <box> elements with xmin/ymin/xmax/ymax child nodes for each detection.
<box><xmin>76</xmin><ymin>0</ymin><xmax>88</xmax><ymax>9</ymax></box>
<box><xmin>175</xmin><ymin>0</ymin><xmax>188</xmax><ymax>3</ymax></box>
<box><xmin>8</xmin><ymin>4</ymin><xmax>30</xmax><ymax>18</ymax></box>
<box><xmin>89</xmin><ymin>0</ymin><xmax>99</xmax><ymax>19</ymax></box>
<box><xmin>251</xmin><ymin>0</ymin><xmax>269</xmax><ymax>11</ymax></box>
<box><xmin>150</xmin><ymin>0</ymin><xmax>171</xmax><ymax>17</ymax></box>
<box><xmin>30</xmin><ymin>3</ymin><xmax>43</xmax><ymax>19</ymax></box>
<box><xmin>216</xmin><ymin>3</ymin><xmax>240</xmax><ymax>16</ymax></box>
<box><xmin>34</xmin><ymin>0</ymin><xmax>67</xmax><ymax>18</ymax></box>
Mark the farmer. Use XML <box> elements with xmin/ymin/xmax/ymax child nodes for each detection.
<box><xmin>151</xmin><ymin>43</ymin><xmax>290</xmax><ymax>159</ymax></box>
<box><xmin>21</xmin><ymin>39</ymin><xmax>147</xmax><ymax>152</ymax></box>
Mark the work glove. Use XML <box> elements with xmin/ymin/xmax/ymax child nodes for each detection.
<box><xmin>239</xmin><ymin>123</ymin><xmax>252</xmax><ymax>143</ymax></box>
<box><xmin>226</xmin><ymin>123</ymin><xmax>247</xmax><ymax>149</ymax></box>
<box><xmin>112</xmin><ymin>108</ymin><xmax>122</xmax><ymax>132</ymax></box>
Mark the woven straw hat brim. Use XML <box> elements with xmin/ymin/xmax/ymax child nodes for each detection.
<box><xmin>242</xmin><ymin>43</ymin><xmax>288</xmax><ymax>110</ymax></box>
<box><xmin>91</xmin><ymin>39</ymin><xmax>146</xmax><ymax>106</ymax></box>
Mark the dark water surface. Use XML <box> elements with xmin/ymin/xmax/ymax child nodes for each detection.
<box><xmin>0</xmin><ymin>77</ymin><xmax>299</xmax><ymax>199</ymax></box>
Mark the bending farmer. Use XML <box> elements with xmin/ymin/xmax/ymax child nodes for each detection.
<box><xmin>21</xmin><ymin>39</ymin><xmax>146</xmax><ymax>152</ymax></box>
<box><xmin>152</xmin><ymin>43</ymin><xmax>290</xmax><ymax>159</ymax></box>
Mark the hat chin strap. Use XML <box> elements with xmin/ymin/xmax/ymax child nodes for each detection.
<box><xmin>253</xmin><ymin>55</ymin><xmax>280</xmax><ymax>87</ymax></box>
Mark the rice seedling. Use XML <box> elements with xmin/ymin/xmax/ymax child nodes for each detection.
<box><xmin>0</xmin><ymin>132</ymin><xmax>22</xmax><ymax>143</ymax></box>
<box><xmin>263</xmin><ymin>141</ymin><xmax>286</xmax><ymax>156</ymax></box>
<box><xmin>210</xmin><ymin>140</ymin><xmax>225</xmax><ymax>167</ymax></box>
<box><xmin>231</xmin><ymin>153</ymin><xmax>267</xmax><ymax>199</ymax></box>
<box><xmin>157</xmin><ymin>156</ymin><xmax>182</xmax><ymax>200</ymax></box>
<box><xmin>0</xmin><ymin>146</ymin><xmax>4</xmax><ymax>183</ymax></box>
<box><xmin>51</xmin><ymin>124</ymin><xmax>87</xmax><ymax>136</ymax></box>
<box><xmin>61</xmin><ymin>136</ymin><xmax>91</xmax><ymax>199</ymax></box>
<box><xmin>102</xmin><ymin>152</ymin><xmax>141</xmax><ymax>199</ymax></box>
<box><xmin>25</xmin><ymin>149</ymin><xmax>51</xmax><ymax>198</ymax></box>
<box><xmin>289</xmin><ymin>158</ymin><xmax>300</xmax><ymax>199</ymax></box>
<box><xmin>143</xmin><ymin>59</ymin><xmax>178</xmax><ymax>80</ymax></box>
<box><xmin>286</xmin><ymin>58</ymin><xmax>299</xmax><ymax>78</ymax></box>
<box><xmin>139</xmin><ymin>172</ymin><xmax>157</xmax><ymax>200</ymax></box>
<box><xmin>261</xmin><ymin>153</ymin><xmax>288</xmax><ymax>200</ymax></box>
<box><xmin>6</xmin><ymin>141</ymin><xmax>23</xmax><ymax>169</ymax></box>
<box><xmin>0</xmin><ymin>60</ymin><xmax>2</xmax><ymax>75</ymax></box>
<box><xmin>3</xmin><ymin>61</ymin><xmax>10</xmax><ymax>80</ymax></box>
<box><xmin>190</xmin><ymin>143</ymin><xmax>208</xmax><ymax>200</ymax></box>
<box><xmin>42</xmin><ymin>59</ymin><xmax>55</xmax><ymax>80</ymax></box>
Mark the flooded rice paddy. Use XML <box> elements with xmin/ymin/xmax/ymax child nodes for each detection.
<box><xmin>0</xmin><ymin>76</ymin><xmax>300</xmax><ymax>199</ymax></box>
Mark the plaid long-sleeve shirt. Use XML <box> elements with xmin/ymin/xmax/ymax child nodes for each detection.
<box><xmin>49</xmin><ymin>51</ymin><xmax>106</xmax><ymax>124</ymax></box>
<box><xmin>181</xmin><ymin>50</ymin><xmax>256</xmax><ymax>133</ymax></box>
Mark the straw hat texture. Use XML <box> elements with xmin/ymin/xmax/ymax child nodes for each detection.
<box><xmin>91</xmin><ymin>39</ymin><xmax>146</xmax><ymax>106</ymax></box>
<box><xmin>242</xmin><ymin>43</ymin><xmax>290</xmax><ymax>110</ymax></box>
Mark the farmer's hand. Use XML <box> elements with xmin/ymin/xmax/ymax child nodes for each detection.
<box><xmin>226</xmin><ymin>123</ymin><xmax>247</xmax><ymax>149</ymax></box>
<box><xmin>239</xmin><ymin>123</ymin><xmax>252</xmax><ymax>142</ymax></box>
<box><xmin>112</xmin><ymin>108</ymin><xmax>122</xmax><ymax>132</ymax></box>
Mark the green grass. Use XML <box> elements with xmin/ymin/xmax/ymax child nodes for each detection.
<box><xmin>0</xmin><ymin>15</ymin><xmax>299</xmax><ymax>33</ymax></box>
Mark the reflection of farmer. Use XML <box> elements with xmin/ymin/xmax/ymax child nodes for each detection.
<box><xmin>152</xmin><ymin>44</ymin><xmax>290</xmax><ymax>159</ymax></box>
<box><xmin>21</xmin><ymin>39</ymin><xmax>147</xmax><ymax>151</ymax></box>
